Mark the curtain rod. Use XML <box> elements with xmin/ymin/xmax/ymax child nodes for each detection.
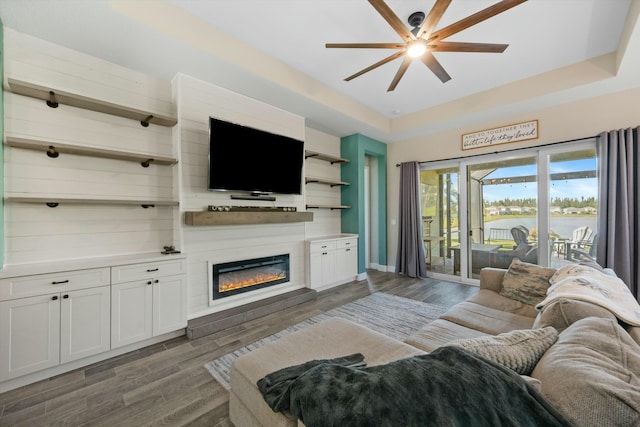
<box><xmin>395</xmin><ymin>135</ymin><xmax>598</xmax><ymax>167</ymax></box>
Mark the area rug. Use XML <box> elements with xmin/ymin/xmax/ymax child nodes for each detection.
<box><xmin>204</xmin><ymin>292</ymin><xmax>446</xmax><ymax>390</ymax></box>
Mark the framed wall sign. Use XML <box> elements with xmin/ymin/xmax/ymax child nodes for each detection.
<box><xmin>462</xmin><ymin>120</ymin><xmax>538</xmax><ymax>150</ymax></box>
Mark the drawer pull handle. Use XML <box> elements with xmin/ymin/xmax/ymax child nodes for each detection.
<box><xmin>322</xmin><ymin>252</ymin><xmax>328</xmax><ymax>255</ymax></box>
<box><xmin>146</xmin><ymin>268</ymin><xmax>159</xmax><ymax>272</ymax></box>
<box><xmin>52</xmin><ymin>280</ymin><xmax>69</xmax><ymax>285</ymax></box>
<box><xmin>63</xmin><ymin>294</ymin><xmax>69</xmax><ymax>299</ymax></box>
<box><xmin>345</xmin><ymin>248</ymin><xmax>351</xmax><ymax>252</ymax></box>
<box><xmin>52</xmin><ymin>296</ymin><xmax>58</xmax><ymax>301</ymax></box>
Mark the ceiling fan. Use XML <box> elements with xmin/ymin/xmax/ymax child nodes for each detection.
<box><xmin>326</xmin><ymin>0</ymin><xmax>527</xmax><ymax>91</ymax></box>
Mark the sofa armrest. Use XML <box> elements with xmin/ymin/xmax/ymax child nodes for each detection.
<box><xmin>479</xmin><ymin>267</ymin><xmax>507</xmax><ymax>293</ymax></box>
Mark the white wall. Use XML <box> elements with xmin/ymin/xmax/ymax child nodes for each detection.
<box><xmin>303</xmin><ymin>128</ymin><xmax>342</xmax><ymax>238</ymax></box>
<box><xmin>2</xmin><ymin>29</ymin><xmax>176</xmax><ymax>265</ymax></box>
<box><xmin>173</xmin><ymin>74</ymin><xmax>342</xmax><ymax>318</ymax></box>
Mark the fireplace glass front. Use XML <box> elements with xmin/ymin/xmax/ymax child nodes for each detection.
<box><xmin>211</xmin><ymin>254</ymin><xmax>290</xmax><ymax>300</ymax></box>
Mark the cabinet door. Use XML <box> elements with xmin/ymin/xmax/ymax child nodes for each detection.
<box><xmin>0</xmin><ymin>294</ymin><xmax>60</xmax><ymax>381</ymax></box>
<box><xmin>153</xmin><ymin>275</ymin><xmax>187</xmax><ymax>336</ymax></box>
<box><xmin>60</xmin><ymin>286</ymin><xmax>111</xmax><ymax>363</ymax></box>
<box><xmin>336</xmin><ymin>246</ymin><xmax>358</xmax><ymax>281</ymax></box>
<box><xmin>111</xmin><ymin>280</ymin><xmax>153</xmax><ymax>349</ymax></box>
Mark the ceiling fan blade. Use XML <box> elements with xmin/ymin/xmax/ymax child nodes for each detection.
<box><xmin>368</xmin><ymin>0</ymin><xmax>415</xmax><ymax>42</ymax></box>
<box><xmin>387</xmin><ymin>55</ymin><xmax>413</xmax><ymax>92</ymax></box>
<box><xmin>429</xmin><ymin>0</ymin><xmax>527</xmax><ymax>42</ymax></box>
<box><xmin>429</xmin><ymin>41</ymin><xmax>509</xmax><ymax>53</ymax></box>
<box><xmin>415</xmin><ymin>0</ymin><xmax>452</xmax><ymax>40</ymax></box>
<box><xmin>326</xmin><ymin>43</ymin><xmax>405</xmax><ymax>49</ymax></box>
<box><xmin>420</xmin><ymin>52</ymin><xmax>451</xmax><ymax>83</ymax></box>
<box><xmin>344</xmin><ymin>51</ymin><xmax>406</xmax><ymax>82</ymax></box>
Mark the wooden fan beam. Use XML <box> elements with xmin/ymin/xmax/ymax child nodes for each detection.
<box><xmin>421</xmin><ymin>52</ymin><xmax>451</xmax><ymax>83</ymax></box>
<box><xmin>429</xmin><ymin>0</ymin><xmax>527</xmax><ymax>42</ymax></box>
<box><xmin>344</xmin><ymin>50</ymin><xmax>406</xmax><ymax>81</ymax></box>
<box><xmin>387</xmin><ymin>55</ymin><xmax>413</xmax><ymax>92</ymax></box>
<box><xmin>415</xmin><ymin>0</ymin><xmax>452</xmax><ymax>40</ymax></box>
<box><xmin>428</xmin><ymin>41</ymin><xmax>509</xmax><ymax>53</ymax></box>
<box><xmin>326</xmin><ymin>43</ymin><xmax>405</xmax><ymax>49</ymax></box>
<box><xmin>368</xmin><ymin>0</ymin><xmax>416</xmax><ymax>42</ymax></box>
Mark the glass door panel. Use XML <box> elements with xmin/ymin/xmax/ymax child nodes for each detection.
<box><xmin>548</xmin><ymin>149</ymin><xmax>597</xmax><ymax>268</ymax></box>
<box><xmin>420</xmin><ymin>167</ymin><xmax>459</xmax><ymax>276</ymax></box>
<box><xmin>467</xmin><ymin>156</ymin><xmax>538</xmax><ymax>279</ymax></box>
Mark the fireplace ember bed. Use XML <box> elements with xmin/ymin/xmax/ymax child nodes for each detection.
<box><xmin>211</xmin><ymin>254</ymin><xmax>290</xmax><ymax>300</ymax></box>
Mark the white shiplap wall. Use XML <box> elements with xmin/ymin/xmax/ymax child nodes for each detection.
<box><xmin>304</xmin><ymin>128</ymin><xmax>344</xmax><ymax>238</ymax></box>
<box><xmin>3</xmin><ymin>29</ymin><xmax>177</xmax><ymax>265</ymax></box>
<box><xmin>173</xmin><ymin>73</ymin><xmax>321</xmax><ymax>318</ymax></box>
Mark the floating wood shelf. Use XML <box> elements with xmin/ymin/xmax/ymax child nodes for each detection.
<box><xmin>304</xmin><ymin>150</ymin><xmax>349</xmax><ymax>164</ymax></box>
<box><xmin>305</xmin><ymin>204</ymin><xmax>350</xmax><ymax>210</ymax></box>
<box><xmin>184</xmin><ymin>210</ymin><xmax>313</xmax><ymax>226</ymax></box>
<box><xmin>8</xmin><ymin>78</ymin><xmax>178</xmax><ymax>127</ymax></box>
<box><xmin>5</xmin><ymin>136</ymin><xmax>178</xmax><ymax>166</ymax></box>
<box><xmin>305</xmin><ymin>176</ymin><xmax>349</xmax><ymax>187</ymax></box>
<box><xmin>5</xmin><ymin>195</ymin><xmax>179</xmax><ymax>208</ymax></box>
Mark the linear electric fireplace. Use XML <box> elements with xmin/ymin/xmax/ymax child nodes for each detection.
<box><xmin>211</xmin><ymin>254</ymin><xmax>290</xmax><ymax>300</ymax></box>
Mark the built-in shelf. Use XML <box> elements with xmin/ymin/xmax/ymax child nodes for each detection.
<box><xmin>8</xmin><ymin>78</ymin><xmax>178</xmax><ymax>127</ymax></box>
<box><xmin>5</xmin><ymin>136</ymin><xmax>178</xmax><ymax>166</ymax></box>
<box><xmin>184</xmin><ymin>210</ymin><xmax>313</xmax><ymax>226</ymax></box>
<box><xmin>5</xmin><ymin>195</ymin><xmax>179</xmax><ymax>208</ymax></box>
<box><xmin>305</xmin><ymin>204</ymin><xmax>350</xmax><ymax>210</ymax></box>
<box><xmin>304</xmin><ymin>150</ymin><xmax>349</xmax><ymax>164</ymax></box>
<box><xmin>305</xmin><ymin>176</ymin><xmax>349</xmax><ymax>187</ymax></box>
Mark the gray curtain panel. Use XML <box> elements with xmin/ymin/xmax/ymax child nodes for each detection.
<box><xmin>395</xmin><ymin>162</ymin><xmax>427</xmax><ymax>278</ymax></box>
<box><xmin>596</xmin><ymin>127</ymin><xmax>639</xmax><ymax>300</ymax></box>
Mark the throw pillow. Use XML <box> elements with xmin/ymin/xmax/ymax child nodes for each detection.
<box><xmin>447</xmin><ymin>326</ymin><xmax>558</xmax><ymax>375</ymax></box>
<box><xmin>532</xmin><ymin>298</ymin><xmax>616</xmax><ymax>332</ymax></box>
<box><xmin>531</xmin><ymin>317</ymin><xmax>640</xmax><ymax>426</ymax></box>
<box><xmin>499</xmin><ymin>258</ymin><xmax>556</xmax><ymax>305</ymax></box>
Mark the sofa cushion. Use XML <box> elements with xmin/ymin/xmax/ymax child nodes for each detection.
<box><xmin>448</xmin><ymin>326</ymin><xmax>558</xmax><ymax>375</ymax></box>
<box><xmin>404</xmin><ymin>318</ymin><xmax>489</xmax><ymax>352</ymax></box>
<box><xmin>532</xmin><ymin>298</ymin><xmax>616</xmax><ymax>332</ymax></box>
<box><xmin>440</xmin><ymin>301</ymin><xmax>535</xmax><ymax>335</ymax></box>
<box><xmin>467</xmin><ymin>289</ymin><xmax>539</xmax><ymax>318</ymax></box>
<box><xmin>531</xmin><ymin>317</ymin><xmax>640</xmax><ymax>427</ymax></box>
<box><xmin>499</xmin><ymin>258</ymin><xmax>555</xmax><ymax>305</ymax></box>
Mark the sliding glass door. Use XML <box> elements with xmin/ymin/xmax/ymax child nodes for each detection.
<box><xmin>420</xmin><ymin>140</ymin><xmax>597</xmax><ymax>281</ymax></box>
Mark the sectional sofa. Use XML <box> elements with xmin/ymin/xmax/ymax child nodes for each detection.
<box><xmin>229</xmin><ymin>260</ymin><xmax>640</xmax><ymax>426</ymax></box>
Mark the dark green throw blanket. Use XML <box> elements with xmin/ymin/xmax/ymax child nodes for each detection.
<box><xmin>257</xmin><ymin>346</ymin><xmax>573</xmax><ymax>427</ymax></box>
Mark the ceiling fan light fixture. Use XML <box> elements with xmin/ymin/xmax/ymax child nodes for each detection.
<box><xmin>407</xmin><ymin>40</ymin><xmax>427</xmax><ymax>58</ymax></box>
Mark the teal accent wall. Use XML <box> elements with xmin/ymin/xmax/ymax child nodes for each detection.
<box><xmin>340</xmin><ymin>133</ymin><xmax>387</xmax><ymax>273</ymax></box>
<box><xmin>0</xmin><ymin>19</ymin><xmax>4</xmax><ymax>268</ymax></box>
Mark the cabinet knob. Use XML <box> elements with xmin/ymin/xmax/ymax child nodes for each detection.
<box><xmin>63</xmin><ymin>294</ymin><xmax>69</xmax><ymax>299</ymax></box>
<box><xmin>147</xmin><ymin>281</ymin><xmax>153</xmax><ymax>285</ymax></box>
<box><xmin>345</xmin><ymin>248</ymin><xmax>351</xmax><ymax>252</ymax></box>
<box><xmin>52</xmin><ymin>296</ymin><xmax>59</xmax><ymax>301</ymax></box>
<box><xmin>154</xmin><ymin>279</ymin><xmax>159</xmax><ymax>284</ymax></box>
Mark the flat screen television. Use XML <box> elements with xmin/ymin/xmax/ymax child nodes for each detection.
<box><xmin>208</xmin><ymin>117</ymin><xmax>304</xmax><ymax>195</ymax></box>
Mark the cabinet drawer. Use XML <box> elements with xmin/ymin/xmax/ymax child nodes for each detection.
<box><xmin>309</xmin><ymin>241</ymin><xmax>337</xmax><ymax>254</ymax></box>
<box><xmin>336</xmin><ymin>238</ymin><xmax>357</xmax><ymax>250</ymax></box>
<box><xmin>111</xmin><ymin>258</ymin><xmax>186</xmax><ymax>284</ymax></box>
<box><xmin>0</xmin><ymin>268</ymin><xmax>110</xmax><ymax>301</ymax></box>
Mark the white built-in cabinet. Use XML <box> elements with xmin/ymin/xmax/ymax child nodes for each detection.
<box><xmin>0</xmin><ymin>255</ymin><xmax>187</xmax><ymax>385</ymax></box>
<box><xmin>307</xmin><ymin>234</ymin><xmax>358</xmax><ymax>290</ymax></box>
<box><xmin>111</xmin><ymin>258</ymin><xmax>187</xmax><ymax>348</ymax></box>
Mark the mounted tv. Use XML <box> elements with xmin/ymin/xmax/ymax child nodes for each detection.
<box><xmin>208</xmin><ymin>117</ymin><xmax>304</xmax><ymax>196</ymax></box>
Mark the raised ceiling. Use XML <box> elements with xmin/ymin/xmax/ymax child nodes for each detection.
<box><xmin>1</xmin><ymin>0</ymin><xmax>639</xmax><ymax>143</ymax></box>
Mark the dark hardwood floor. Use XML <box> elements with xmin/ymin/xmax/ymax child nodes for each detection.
<box><xmin>0</xmin><ymin>270</ymin><xmax>478</xmax><ymax>426</ymax></box>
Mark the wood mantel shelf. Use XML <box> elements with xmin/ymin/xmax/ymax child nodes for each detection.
<box><xmin>184</xmin><ymin>210</ymin><xmax>313</xmax><ymax>226</ymax></box>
